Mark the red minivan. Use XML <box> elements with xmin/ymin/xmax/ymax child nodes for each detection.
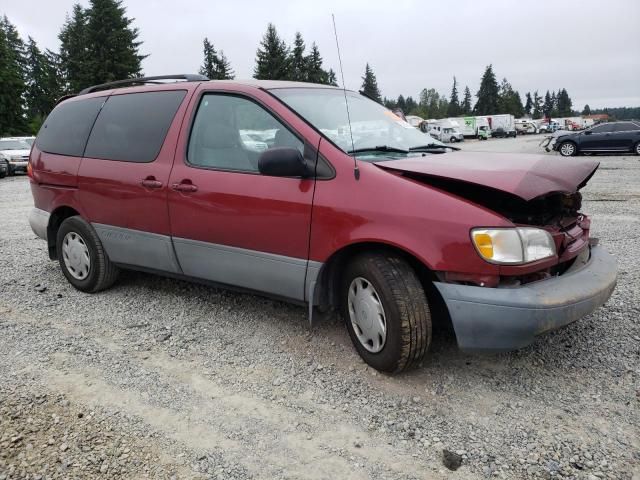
<box><xmin>28</xmin><ymin>75</ymin><xmax>617</xmax><ymax>373</ymax></box>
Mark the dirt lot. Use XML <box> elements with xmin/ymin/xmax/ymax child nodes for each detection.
<box><xmin>1</xmin><ymin>136</ymin><xmax>638</xmax><ymax>479</ymax></box>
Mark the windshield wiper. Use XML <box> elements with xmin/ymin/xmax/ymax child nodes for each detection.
<box><xmin>347</xmin><ymin>145</ymin><xmax>409</xmax><ymax>155</ymax></box>
<box><xmin>409</xmin><ymin>143</ymin><xmax>460</xmax><ymax>152</ymax></box>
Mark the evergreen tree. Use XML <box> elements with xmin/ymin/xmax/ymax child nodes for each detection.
<box><xmin>396</xmin><ymin>94</ymin><xmax>406</xmax><ymax>113</ymax></box>
<box><xmin>550</xmin><ymin>91</ymin><xmax>559</xmax><ymax>117</ymax></box>
<box><xmin>524</xmin><ymin>92</ymin><xmax>533</xmax><ymax>116</ymax></box>
<box><xmin>289</xmin><ymin>32</ymin><xmax>307</xmax><ymax>81</ymax></box>
<box><xmin>199</xmin><ymin>38</ymin><xmax>218</xmax><ymax>79</ymax></box>
<box><xmin>25</xmin><ymin>37</ymin><xmax>63</xmax><ymax>131</ymax></box>
<box><xmin>84</xmin><ymin>0</ymin><xmax>146</xmax><ymax>86</ymax></box>
<box><xmin>214</xmin><ymin>51</ymin><xmax>234</xmax><ymax>80</ymax></box>
<box><xmin>0</xmin><ymin>16</ymin><xmax>28</xmax><ymax>135</ymax></box>
<box><xmin>360</xmin><ymin>63</ymin><xmax>382</xmax><ymax>103</ymax></box>
<box><xmin>305</xmin><ymin>43</ymin><xmax>326</xmax><ymax>84</ymax></box>
<box><xmin>532</xmin><ymin>91</ymin><xmax>543</xmax><ymax>119</ymax></box>
<box><xmin>474</xmin><ymin>64</ymin><xmax>500</xmax><ymax>115</ymax></box>
<box><xmin>327</xmin><ymin>68</ymin><xmax>338</xmax><ymax>86</ymax></box>
<box><xmin>383</xmin><ymin>97</ymin><xmax>396</xmax><ymax>109</ymax></box>
<box><xmin>542</xmin><ymin>90</ymin><xmax>553</xmax><ymax>118</ymax></box>
<box><xmin>405</xmin><ymin>96</ymin><xmax>417</xmax><ymax>114</ymax></box>
<box><xmin>254</xmin><ymin>23</ymin><xmax>289</xmax><ymax>80</ymax></box>
<box><xmin>447</xmin><ymin>76</ymin><xmax>460</xmax><ymax>117</ymax></box>
<box><xmin>497</xmin><ymin>78</ymin><xmax>524</xmax><ymax>117</ymax></box>
<box><xmin>556</xmin><ymin>88</ymin><xmax>573</xmax><ymax>116</ymax></box>
<box><xmin>419</xmin><ymin>88</ymin><xmax>442</xmax><ymax>118</ymax></box>
<box><xmin>58</xmin><ymin>4</ymin><xmax>90</xmax><ymax>93</ymax></box>
<box><xmin>582</xmin><ymin>104</ymin><xmax>591</xmax><ymax>115</ymax></box>
<box><xmin>199</xmin><ymin>38</ymin><xmax>234</xmax><ymax>80</ymax></box>
<box><xmin>461</xmin><ymin>86</ymin><xmax>472</xmax><ymax>115</ymax></box>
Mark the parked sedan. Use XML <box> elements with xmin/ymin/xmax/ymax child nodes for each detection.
<box><xmin>0</xmin><ymin>138</ymin><xmax>32</xmax><ymax>175</ymax></box>
<box><xmin>554</xmin><ymin>121</ymin><xmax>640</xmax><ymax>156</ymax></box>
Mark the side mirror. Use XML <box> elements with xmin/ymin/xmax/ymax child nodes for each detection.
<box><xmin>258</xmin><ymin>147</ymin><xmax>309</xmax><ymax>178</ymax></box>
<box><xmin>584</xmin><ymin>130</ymin><xmax>592</xmax><ymax>135</ymax></box>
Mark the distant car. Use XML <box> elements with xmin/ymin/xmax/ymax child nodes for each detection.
<box><xmin>405</xmin><ymin>115</ymin><xmax>424</xmax><ymax>128</ymax></box>
<box><xmin>492</xmin><ymin>127</ymin><xmax>517</xmax><ymax>138</ymax></box>
<box><xmin>553</xmin><ymin>121</ymin><xmax>640</xmax><ymax>156</ymax></box>
<box><xmin>240</xmin><ymin>132</ymin><xmax>268</xmax><ymax>152</ymax></box>
<box><xmin>0</xmin><ymin>138</ymin><xmax>32</xmax><ymax>176</ymax></box>
<box><xmin>0</xmin><ymin>160</ymin><xmax>7</xmax><ymax>178</ymax></box>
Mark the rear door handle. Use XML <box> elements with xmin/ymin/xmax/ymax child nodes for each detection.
<box><xmin>141</xmin><ymin>177</ymin><xmax>163</xmax><ymax>189</ymax></box>
<box><xmin>171</xmin><ymin>182</ymin><xmax>198</xmax><ymax>193</ymax></box>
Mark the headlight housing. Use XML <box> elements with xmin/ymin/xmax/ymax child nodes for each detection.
<box><xmin>471</xmin><ymin>227</ymin><xmax>556</xmax><ymax>264</ymax></box>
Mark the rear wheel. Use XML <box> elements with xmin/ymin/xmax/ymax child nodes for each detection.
<box><xmin>635</xmin><ymin>141</ymin><xmax>640</xmax><ymax>155</ymax></box>
<box><xmin>340</xmin><ymin>253</ymin><xmax>431</xmax><ymax>373</ymax></box>
<box><xmin>56</xmin><ymin>216</ymin><xmax>119</xmax><ymax>293</ymax></box>
<box><xmin>559</xmin><ymin>141</ymin><xmax>577</xmax><ymax>157</ymax></box>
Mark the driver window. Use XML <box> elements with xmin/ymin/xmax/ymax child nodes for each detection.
<box><xmin>187</xmin><ymin>94</ymin><xmax>303</xmax><ymax>172</ymax></box>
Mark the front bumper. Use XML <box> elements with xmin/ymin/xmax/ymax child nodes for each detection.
<box><xmin>9</xmin><ymin>161</ymin><xmax>28</xmax><ymax>173</ymax></box>
<box><xmin>434</xmin><ymin>246</ymin><xmax>617</xmax><ymax>352</ymax></box>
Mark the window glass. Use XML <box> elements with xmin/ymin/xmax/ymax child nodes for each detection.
<box><xmin>187</xmin><ymin>94</ymin><xmax>303</xmax><ymax>172</ymax></box>
<box><xmin>613</xmin><ymin>123</ymin><xmax>636</xmax><ymax>132</ymax></box>
<box><xmin>590</xmin><ymin>124</ymin><xmax>613</xmax><ymax>133</ymax></box>
<box><xmin>36</xmin><ymin>97</ymin><xmax>105</xmax><ymax>157</ymax></box>
<box><xmin>84</xmin><ymin>90</ymin><xmax>186</xmax><ymax>162</ymax></box>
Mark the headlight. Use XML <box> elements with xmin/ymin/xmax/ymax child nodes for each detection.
<box><xmin>471</xmin><ymin>227</ymin><xmax>556</xmax><ymax>264</ymax></box>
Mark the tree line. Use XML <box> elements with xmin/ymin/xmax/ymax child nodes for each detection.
<box><xmin>382</xmin><ymin>64</ymin><xmax>578</xmax><ymax>120</ymax></box>
<box><xmin>1</xmin><ymin>0</ymin><xmax>637</xmax><ymax>136</ymax></box>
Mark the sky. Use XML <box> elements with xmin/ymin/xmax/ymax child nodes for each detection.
<box><xmin>4</xmin><ymin>0</ymin><xmax>639</xmax><ymax>109</ymax></box>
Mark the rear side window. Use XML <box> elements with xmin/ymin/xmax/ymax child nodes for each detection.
<box><xmin>36</xmin><ymin>97</ymin><xmax>105</xmax><ymax>157</ymax></box>
<box><xmin>84</xmin><ymin>90</ymin><xmax>186</xmax><ymax>162</ymax></box>
<box><xmin>614</xmin><ymin>123</ymin><xmax>637</xmax><ymax>132</ymax></box>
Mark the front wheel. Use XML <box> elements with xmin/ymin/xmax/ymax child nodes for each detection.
<box><xmin>340</xmin><ymin>253</ymin><xmax>431</xmax><ymax>373</ymax></box>
<box><xmin>635</xmin><ymin>141</ymin><xmax>640</xmax><ymax>155</ymax></box>
<box><xmin>56</xmin><ymin>216</ymin><xmax>119</xmax><ymax>293</ymax></box>
<box><xmin>559</xmin><ymin>141</ymin><xmax>577</xmax><ymax>157</ymax></box>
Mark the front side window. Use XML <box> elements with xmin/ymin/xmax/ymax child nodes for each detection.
<box><xmin>272</xmin><ymin>88</ymin><xmax>445</xmax><ymax>162</ymax></box>
<box><xmin>589</xmin><ymin>124</ymin><xmax>613</xmax><ymax>134</ymax></box>
<box><xmin>187</xmin><ymin>94</ymin><xmax>303</xmax><ymax>172</ymax></box>
<box><xmin>84</xmin><ymin>90</ymin><xmax>186</xmax><ymax>162</ymax></box>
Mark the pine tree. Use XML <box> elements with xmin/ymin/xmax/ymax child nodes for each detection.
<box><xmin>199</xmin><ymin>38</ymin><xmax>234</xmax><ymax>80</ymax></box>
<box><xmin>327</xmin><ymin>68</ymin><xmax>338</xmax><ymax>87</ymax></box>
<box><xmin>497</xmin><ymin>78</ymin><xmax>524</xmax><ymax>117</ymax></box>
<box><xmin>254</xmin><ymin>23</ymin><xmax>289</xmax><ymax>80</ymax></box>
<box><xmin>446</xmin><ymin>76</ymin><xmax>460</xmax><ymax>117</ymax></box>
<box><xmin>524</xmin><ymin>92</ymin><xmax>533</xmax><ymax>116</ymax></box>
<box><xmin>461</xmin><ymin>86</ymin><xmax>472</xmax><ymax>115</ymax></box>
<box><xmin>25</xmin><ymin>37</ymin><xmax>63</xmax><ymax>131</ymax></box>
<box><xmin>0</xmin><ymin>16</ymin><xmax>28</xmax><ymax>135</ymax></box>
<box><xmin>214</xmin><ymin>51</ymin><xmax>234</xmax><ymax>80</ymax></box>
<box><xmin>305</xmin><ymin>43</ymin><xmax>326</xmax><ymax>84</ymax></box>
<box><xmin>405</xmin><ymin>96</ymin><xmax>417</xmax><ymax>114</ymax></box>
<box><xmin>289</xmin><ymin>32</ymin><xmax>307</xmax><ymax>81</ymax></box>
<box><xmin>396</xmin><ymin>95</ymin><xmax>406</xmax><ymax>113</ymax></box>
<box><xmin>543</xmin><ymin>90</ymin><xmax>553</xmax><ymax>118</ymax></box>
<box><xmin>550</xmin><ymin>91</ymin><xmax>559</xmax><ymax>117</ymax></box>
<box><xmin>58</xmin><ymin>4</ymin><xmax>91</xmax><ymax>93</ymax></box>
<box><xmin>532</xmin><ymin>91</ymin><xmax>542</xmax><ymax>119</ymax></box>
<box><xmin>474</xmin><ymin>65</ymin><xmax>500</xmax><ymax>115</ymax></box>
<box><xmin>556</xmin><ymin>88</ymin><xmax>573</xmax><ymax>116</ymax></box>
<box><xmin>361</xmin><ymin>63</ymin><xmax>382</xmax><ymax>103</ymax></box>
<box><xmin>582</xmin><ymin>104</ymin><xmax>591</xmax><ymax>115</ymax></box>
<box><xmin>84</xmin><ymin>0</ymin><xmax>146</xmax><ymax>86</ymax></box>
<box><xmin>199</xmin><ymin>38</ymin><xmax>218</xmax><ymax>79</ymax></box>
<box><xmin>419</xmin><ymin>88</ymin><xmax>441</xmax><ymax>118</ymax></box>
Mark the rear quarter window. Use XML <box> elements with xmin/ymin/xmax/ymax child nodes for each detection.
<box><xmin>36</xmin><ymin>97</ymin><xmax>105</xmax><ymax>157</ymax></box>
<box><xmin>84</xmin><ymin>90</ymin><xmax>187</xmax><ymax>162</ymax></box>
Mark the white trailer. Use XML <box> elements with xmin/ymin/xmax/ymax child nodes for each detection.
<box><xmin>487</xmin><ymin>114</ymin><xmax>516</xmax><ymax>137</ymax></box>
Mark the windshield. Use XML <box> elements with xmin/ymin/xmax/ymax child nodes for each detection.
<box><xmin>272</xmin><ymin>88</ymin><xmax>446</xmax><ymax>160</ymax></box>
<box><xmin>0</xmin><ymin>139</ymin><xmax>30</xmax><ymax>150</ymax></box>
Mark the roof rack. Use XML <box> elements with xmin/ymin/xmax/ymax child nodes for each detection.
<box><xmin>78</xmin><ymin>74</ymin><xmax>209</xmax><ymax>95</ymax></box>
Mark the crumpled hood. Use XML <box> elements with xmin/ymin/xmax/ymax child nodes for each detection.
<box><xmin>374</xmin><ymin>151</ymin><xmax>599</xmax><ymax>201</ymax></box>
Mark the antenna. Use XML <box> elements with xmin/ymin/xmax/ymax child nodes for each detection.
<box><xmin>331</xmin><ymin>14</ymin><xmax>359</xmax><ymax>180</ymax></box>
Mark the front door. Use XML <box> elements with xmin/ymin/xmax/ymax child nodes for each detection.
<box><xmin>581</xmin><ymin>123</ymin><xmax>615</xmax><ymax>151</ymax></box>
<box><xmin>167</xmin><ymin>89</ymin><xmax>321</xmax><ymax>301</ymax></box>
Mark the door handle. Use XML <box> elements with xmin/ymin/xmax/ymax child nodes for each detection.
<box><xmin>171</xmin><ymin>181</ymin><xmax>198</xmax><ymax>193</ymax></box>
<box><xmin>141</xmin><ymin>177</ymin><xmax>163</xmax><ymax>189</ymax></box>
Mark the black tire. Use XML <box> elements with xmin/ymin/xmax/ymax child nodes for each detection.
<box><xmin>558</xmin><ymin>141</ymin><xmax>577</xmax><ymax>157</ymax></box>
<box><xmin>56</xmin><ymin>216</ymin><xmax>119</xmax><ymax>293</ymax></box>
<box><xmin>635</xmin><ymin>141</ymin><xmax>640</xmax><ymax>156</ymax></box>
<box><xmin>340</xmin><ymin>252</ymin><xmax>431</xmax><ymax>373</ymax></box>
<box><xmin>0</xmin><ymin>170</ymin><xmax>5</xmax><ymax>179</ymax></box>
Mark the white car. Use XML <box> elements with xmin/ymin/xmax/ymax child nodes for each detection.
<box><xmin>239</xmin><ymin>132</ymin><xmax>268</xmax><ymax>152</ymax></box>
<box><xmin>0</xmin><ymin>137</ymin><xmax>32</xmax><ymax>176</ymax></box>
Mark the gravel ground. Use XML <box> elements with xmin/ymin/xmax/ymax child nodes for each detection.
<box><xmin>0</xmin><ymin>138</ymin><xmax>639</xmax><ymax>479</ymax></box>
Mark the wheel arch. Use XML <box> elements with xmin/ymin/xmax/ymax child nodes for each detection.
<box><xmin>314</xmin><ymin>241</ymin><xmax>452</xmax><ymax>329</ymax></box>
<box><xmin>47</xmin><ymin>206</ymin><xmax>81</xmax><ymax>260</ymax></box>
